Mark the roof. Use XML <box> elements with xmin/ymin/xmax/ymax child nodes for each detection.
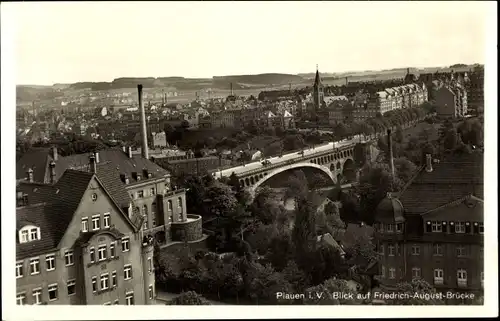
<box><xmin>317</xmin><ymin>233</ymin><xmax>346</xmax><ymax>255</ymax></box>
<box><xmin>16</xmin><ymin>148</ymin><xmax>52</xmax><ymax>182</ymax></box>
<box><xmin>375</xmin><ymin>193</ymin><xmax>405</xmax><ymax>223</ymax></box>
<box><xmin>399</xmin><ymin>153</ymin><xmax>483</xmax><ymax>214</ymax></box>
<box><xmin>16</xmin><ymin>170</ymin><xmax>94</xmax><ymax>260</ymax></box>
<box><xmin>16</xmin><ymin>181</ymin><xmax>60</xmax><ymax>205</ymax></box>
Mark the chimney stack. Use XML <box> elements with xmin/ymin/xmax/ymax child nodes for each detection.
<box><xmin>49</xmin><ymin>161</ymin><xmax>56</xmax><ymax>184</ymax></box>
<box><xmin>50</xmin><ymin>146</ymin><xmax>58</xmax><ymax>161</ymax></box>
<box><xmin>345</xmin><ymin>77</ymin><xmax>348</xmax><ymax>86</ymax></box>
<box><xmin>230</xmin><ymin>83</ymin><xmax>233</xmax><ymax>96</ymax></box>
<box><xmin>27</xmin><ymin>168</ymin><xmax>34</xmax><ymax>183</ymax></box>
<box><xmin>89</xmin><ymin>154</ymin><xmax>97</xmax><ymax>173</ymax></box>
<box><xmin>95</xmin><ymin>152</ymin><xmax>100</xmax><ymax>164</ymax></box>
<box><xmin>127</xmin><ymin>146</ymin><xmax>133</xmax><ymax>159</ymax></box>
<box><xmin>387</xmin><ymin>129</ymin><xmax>395</xmax><ymax>181</ymax></box>
<box><xmin>137</xmin><ymin>84</ymin><xmax>149</xmax><ymax>159</ymax></box>
<box><xmin>425</xmin><ymin>154</ymin><xmax>433</xmax><ymax>172</ymax></box>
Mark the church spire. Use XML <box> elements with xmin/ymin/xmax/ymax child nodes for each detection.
<box><xmin>314</xmin><ymin>64</ymin><xmax>322</xmax><ymax>87</ymax></box>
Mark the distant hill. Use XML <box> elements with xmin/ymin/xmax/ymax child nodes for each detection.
<box><xmin>213</xmin><ymin>73</ymin><xmax>304</xmax><ymax>85</ymax></box>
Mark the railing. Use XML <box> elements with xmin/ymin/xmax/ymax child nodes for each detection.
<box><xmin>231</xmin><ymin>144</ymin><xmax>357</xmax><ymax>178</ymax></box>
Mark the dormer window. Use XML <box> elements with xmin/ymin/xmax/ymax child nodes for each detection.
<box><xmin>18</xmin><ymin>225</ymin><xmax>41</xmax><ymax>244</ymax></box>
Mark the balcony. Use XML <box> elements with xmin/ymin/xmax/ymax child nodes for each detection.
<box><xmin>170</xmin><ymin>214</ymin><xmax>203</xmax><ymax>242</ymax></box>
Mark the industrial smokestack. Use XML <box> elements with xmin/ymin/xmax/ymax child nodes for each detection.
<box><xmin>230</xmin><ymin>83</ymin><xmax>233</xmax><ymax>96</ymax></box>
<box><xmin>345</xmin><ymin>77</ymin><xmax>348</xmax><ymax>86</ymax></box>
<box><xmin>387</xmin><ymin>129</ymin><xmax>395</xmax><ymax>182</ymax></box>
<box><xmin>137</xmin><ymin>84</ymin><xmax>149</xmax><ymax>159</ymax></box>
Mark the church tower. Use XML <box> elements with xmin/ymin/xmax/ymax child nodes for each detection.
<box><xmin>313</xmin><ymin>65</ymin><xmax>324</xmax><ymax>110</ymax></box>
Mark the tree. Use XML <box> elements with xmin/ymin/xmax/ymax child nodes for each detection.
<box><xmin>283</xmin><ymin>134</ymin><xmax>305</xmax><ymax>151</ymax></box>
<box><xmin>166</xmin><ymin>291</ymin><xmax>212</xmax><ymax>305</ymax></box>
<box><xmin>443</xmin><ymin>127</ymin><xmax>458</xmax><ymax>151</ymax></box>
<box><xmin>250</xmin><ymin>187</ymin><xmax>285</xmax><ymax>224</ymax></box>
<box><xmin>394</xmin><ymin>125</ymin><xmax>404</xmax><ymax>143</ymax></box>
<box><xmin>204</xmin><ymin>181</ymin><xmax>238</xmax><ymax>218</ymax></box>
<box><xmin>245</xmin><ymin>262</ymin><xmax>293</xmax><ymax>304</ymax></box>
<box><xmin>389</xmin><ymin>279</ymin><xmax>444</xmax><ymax>305</ymax></box>
<box><xmin>334</xmin><ymin>122</ymin><xmax>347</xmax><ymax>139</ymax></box>
<box><xmin>292</xmin><ymin>195</ymin><xmax>318</xmax><ymax>266</ymax></box>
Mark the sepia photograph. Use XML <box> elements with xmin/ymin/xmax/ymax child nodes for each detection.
<box><xmin>1</xmin><ymin>1</ymin><xmax>497</xmax><ymax>319</ymax></box>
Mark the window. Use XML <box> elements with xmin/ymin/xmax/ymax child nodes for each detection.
<box><xmin>81</xmin><ymin>217</ymin><xmax>88</xmax><ymax>232</ymax></box>
<box><xmin>124</xmin><ymin>264</ymin><xmax>132</xmax><ymax>280</ymax></box>
<box><xmin>411</xmin><ymin>245</ymin><xmax>420</xmax><ymax>256</ymax></box>
<box><xmin>386</xmin><ymin>224</ymin><xmax>393</xmax><ymax>233</ymax></box>
<box><xmin>138</xmin><ymin>191</ymin><xmax>144</xmax><ymax>198</ymax></box>
<box><xmin>396</xmin><ymin>223</ymin><xmax>403</xmax><ymax>233</ymax></box>
<box><xmin>149</xmin><ymin>285</ymin><xmax>154</xmax><ymax>299</ymax></box>
<box><xmin>32</xmin><ymin>288</ymin><xmax>42</xmax><ymax>305</ymax></box>
<box><xmin>112</xmin><ymin>271</ymin><xmax>117</xmax><ymax>287</ymax></box>
<box><xmin>479</xmin><ymin>223</ymin><xmax>484</xmax><ymax>234</ymax></box>
<box><xmin>16</xmin><ymin>293</ymin><xmax>26</xmax><ymax>305</ymax></box>
<box><xmin>457</xmin><ymin>269</ymin><xmax>467</xmax><ymax>287</ymax></box>
<box><xmin>379</xmin><ymin>244</ymin><xmax>384</xmax><ymax>255</ymax></box>
<box><xmin>90</xmin><ymin>247</ymin><xmax>95</xmax><ymax>263</ymax></box>
<box><xmin>456</xmin><ymin>245</ymin><xmax>467</xmax><ymax>257</ymax></box>
<box><xmin>167</xmin><ymin>200</ymin><xmax>172</xmax><ymax>211</ymax></box>
<box><xmin>65</xmin><ymin>250</ymin><xmax>74</xmax><ymax>266</ymax></box>
<box><xmin>150</xmin><ymin>187</ymin><xmax>156</xmax><ymax>196</ymax></box>
<box><xmin>16</xmin><ymin>262</ymin><xmax>23</xmax><ymax>278</ymax></box>
<box><xmin>98</xmin><ymin>245</ymin><xmax>107</xmax><ymax>261</ymax></box>
<box><xmin>143</xmin><ymin>215</ymin><xmax>148</xmax><ymax>231</ymax></box>
<box><xmin>103</xmin><ymin>213</ymin><xmax>110</xmax><ymax>228</ymax></box>
<box><xmin>434</xmin><ymin>269</ymin><xmax>444</xmax><ymax>285</ymax></box>
<box><xmin>455</xmin><ymin>222</ymin><xmax>466</xmax><ymax>233</ymax></box>
<box><xmin>29</xmin><ymin>258</ymin><xmax>40</xmax><ymax>275</ymax></box>
<box><xmin>412</xmin><ymin>267</ymin><xmax>421</xmax><ymax>279</ymax></box>
<box><xmin>388</xmin><ymin>244</ymin><xmax>395</xmax><ymax>256</ymax></box>
<box><xmin>30</xmin><ymin>228</ymin><xmax>39</xmax><ymax>240</ymax></box>
<box><xmin>431</xmin><ymin>221</ymin><xmax>442</xmax><ymax>232</ymax></box>
<box><xmin>110</xmin><ymin>242</ymin><xmax>116</xmax><ymax>258</ymax></box>
<box><xmin>148</xmin><ymin>257</ymin><xmax>153</xmax><ymax>273</ymax></box>
<box><xmin>433</xmin><ymin>244</ymin><xmax>443</xmax><ymax>256</ymax></box>
<box><xmin>92</xmin><ymin>215</ymin><xmax>100</xmax><ymax>231</ymax></box>
<box><xmin>389</xmin><ymin>268</ymin><xmax>396</xmax><ymax>279</ymax></box>
<box><xmin>48</xmin><ymin>284</ymin><xmax>58</xmax><ymax>301</ymax></box>
<box><xmin>21</xmin><ymin>230</ymin><xmax>29</xmax><ymax>243</ymax></box>
<box><xmin>92</xmin><ymin>277</ymin><xmax>97</xmax><ymax>292</ymax></box>
<box><xmin>100</xmin><ymin>273</ymin><xmax>109</xmax><ymax>290</ymax></box>
<box><xmin>121</xmin><ymin>237</ymin><xmax>130</xmax><ymax>252</ymax></box>
<box><xmin>46</xmin><ymin>254</ymin><xmax>56</xmax><ymax>271</ymax></box>
<box><xmin>67</xmin><ymin>279</ymin><xmax>76</xmax><ymax>296</ymax></box>
<box><xmin>125</xmin><ymin>292</ymin><xmax>134</xmax><ymax>305</ymax></box>
<box><xmin>381</xmin><ymin>266</ymin><xmax>386</xmax><ymax>278</ymax></box>
<box><xmin>152</xmin><ymin>216</ymin><xmax>157</xmax><ymax>228</ymax></box>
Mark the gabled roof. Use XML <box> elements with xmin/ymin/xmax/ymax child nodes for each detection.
<box><xmin>399</xmin><ymin>153</ymin><xmax>483</xmax><ymax>214</ymax></box>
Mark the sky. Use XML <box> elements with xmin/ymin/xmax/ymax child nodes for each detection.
<box><xmin>7</xmin><ymin>1</ymin><xmax>490</xmax><ymax>85</ymax></box>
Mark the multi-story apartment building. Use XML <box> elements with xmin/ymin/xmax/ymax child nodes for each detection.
<box><xmin>374</xmin><ymin>152</ymin><xmax>483</xmax><ymax>303</ymax></box>
<box><xmin>465</xmin><ymin>69</ymin><xmax>484</xmax><ymax>113</ymax></box>
<box><xmin>16</xmin><ymin>168</ymin><xmax>155</xmax><ymax>305</ymax></box>
<box><xmin>363</xmin><ymin>83</ymin><xmax>428</xmax><ymax>119</ymax></box>
<box><xmin>434</xmin><ymin>82</ymin><xmax>468</xmax><ymax>119</ymax></box>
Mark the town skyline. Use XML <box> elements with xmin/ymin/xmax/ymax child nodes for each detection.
<box><xmin>6</xmin><ymin>1</ymin><xmax>489</xmax><ymax>85</ymax></box>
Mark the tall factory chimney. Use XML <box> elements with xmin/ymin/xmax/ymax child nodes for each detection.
<box><xmin>345</xmin><ymin>77</ymin><xmax>348</xmax><ymax>86</ymax></box>
<box><xmin>387</xmin><ymin>129</ymin><xmax>395</xmax><ymax>184</ymax></box>
<box><xmin>138</xmin><ymin>84</ymin><xmax>149</xmax><ymax>159</ymax></box>
<box><xmin>230</xmin><ymin>83</ymin><xmax>233</xmax><ymax>96</ymax></box>
<box><xmin>162</xmin><ymin>89</ymin><xmax>165</xmax><ymax>105</ymax></box>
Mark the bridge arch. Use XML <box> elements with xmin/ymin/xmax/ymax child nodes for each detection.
<box><xmin>248</xmin><ymin>162</ymin><xmax>336</xmax><ymax>195</ymax></box>
<box><xmin>342</xmin><ymin>157</ymin><xmax>356</xmax><ymax>182</ymax></box>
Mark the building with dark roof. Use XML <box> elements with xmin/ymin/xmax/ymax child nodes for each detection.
<box><xmin>373</xmin><ymin>152</ymin><xmax>484</xmax><ymax>302</ymax></box>
<box><xmin>15</xmin><ymin>85</ymin><xmax>205</xmax><ymax>306</ymax></box>
<box><xmin>15</xmin><ymin>169</ymin><xmax>155</xmax><ymax>305</ymax></box>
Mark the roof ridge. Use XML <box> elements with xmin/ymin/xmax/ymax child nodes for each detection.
<box><xmin>421</xmin><ymin>194</ymin><xmax>479</xmax><ymax>215</ymax></box>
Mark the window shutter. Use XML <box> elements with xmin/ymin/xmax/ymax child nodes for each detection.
<box><xmin>426</xmin><ymin>221</ymin><xmax>432</xmax><ymax>233</ymax></box>
<box><xmin>465</xmin><ymin>222</ymin><xmax>471</xmax><ymax>234</ymax></box>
